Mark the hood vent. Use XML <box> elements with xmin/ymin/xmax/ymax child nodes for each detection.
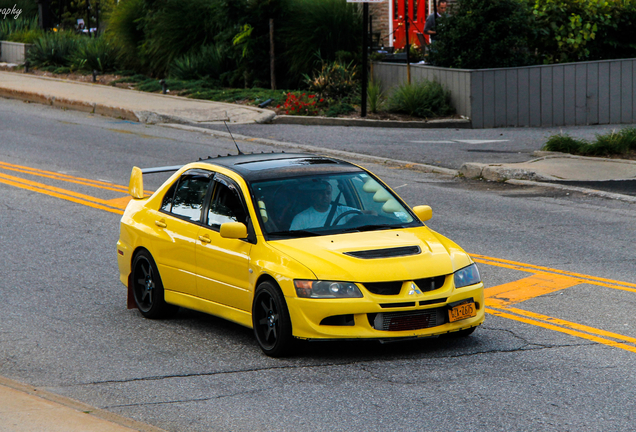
<box><xmin>344</xmin><ymin>246</ymin><xmax>421</xmax><ymax>259</ymax></box>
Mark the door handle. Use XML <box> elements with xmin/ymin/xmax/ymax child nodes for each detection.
<box><xmin>155</xmin><ymin>220</ymin><xmax>167</xmax><ymax>228</ymax></box>
<box><xmin>199</xmin><ymin>235</ymin><xmax>211</xmax><ymax>243</ymax></box>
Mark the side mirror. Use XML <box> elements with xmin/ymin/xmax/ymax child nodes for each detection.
<box><xmin>412</xmin><ymin>205</ymin><xmax>433</xmax><ymax>222</ymax></box>
<box><xmin>128</xmin><ymin>166</ymin><xmax>144</xmax><ymax>199</ymax></box>
<box><xmin>220</xmin><ymin>222</ymin><xmax>248</xmax><ymax>239</ymax></box>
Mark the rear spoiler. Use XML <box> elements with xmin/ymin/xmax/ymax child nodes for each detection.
<box><xmin>128</xmin><ymin>165</ymin><xmax>183</xmax><ymax>199</ymax></box>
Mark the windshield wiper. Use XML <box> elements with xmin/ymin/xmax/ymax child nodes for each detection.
<box><xmin>268</xmin><ymin>230</ymin><xmax>321</xmax><ymax>237</ymax></box>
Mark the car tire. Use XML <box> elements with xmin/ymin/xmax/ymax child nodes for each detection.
<box><xmin>442</xmin><ymin>326</ymin><xmax>477</xmax><ymax>338</ymax></box>
<box><xmin>131</xmin><ymin>250</ymin><xmax>178</xmax><ymax>319</ymax></box>
<box><xmin>252</xmin><ymin>281</ymin><xmax>294</xmax><ymax>357</ymax></box>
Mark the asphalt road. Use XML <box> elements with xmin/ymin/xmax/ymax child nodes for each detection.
<box><xmin>200</xmin><ymin>121</ymin><xmax>636</xmax><ymax>169</ymax></box>
<box><xmin>1</xmin><ymin>98</ymin><xmax>635</xmax><ymax>431</ymax></box>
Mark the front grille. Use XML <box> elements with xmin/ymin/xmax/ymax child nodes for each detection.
<box><xmin>414</xmin><ymin>275</ymin><xmax>447</xmax><ymax>292</ymax></box>
<box><xmin>363</xmin><ymin>281</ymin><xmax>403</xmax><ymax>295</ymax></box>
<box><xmin>344</xmin><ymin>246</ymin><xmax>421</xmax><ymax>259</ymax></box>
<box><xmin>368</xmin><ymin>308</ymin><xmax>446</xmax><ymax>331</ymax></box>
<box><xmin>363</xmin><ymin>274</ymin><xmax>448</xmax><ymax>296</ymax></box>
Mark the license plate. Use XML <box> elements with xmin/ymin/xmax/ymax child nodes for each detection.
<box><xmin>448</xmin><ymin>299</ymin><xmax>476</xmax><ymax>323</ymax></box>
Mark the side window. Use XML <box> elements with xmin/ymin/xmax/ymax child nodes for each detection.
<box><xmin>207</xmin><ymin>179</ymin><xmax>247</xmax><ymax>229</ymax></box>
<box><xmin>162</xmin><ymin>173</ymin><xmax>211</xmax><ymax>222</ymax></box>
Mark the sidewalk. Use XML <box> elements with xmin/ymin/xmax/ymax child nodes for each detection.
<box><xmin>0</xmin><ymin>70</ymin><xmax>274</xmax><ymax>124</ymax></box>
<box><xmin>0</xmin><ymin>377</ymin><xmax>166</xmax><ymax>432</ymax></box>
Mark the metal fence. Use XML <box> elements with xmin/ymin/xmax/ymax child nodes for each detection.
<box><xmin>373</xmin><ymin>59</ymin><xmax>636</xmax><ymax>128</ymax></box>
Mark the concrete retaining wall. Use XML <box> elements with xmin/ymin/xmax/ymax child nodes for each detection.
<box><xmin>0</xmin><ymin>41</ymin><xmax>31</xmax><ymax>64</ymax></box>
<box><xmin>373</xmin><ymin>58</ymin><xmax>636</xmax><ymax>128</ymax></box>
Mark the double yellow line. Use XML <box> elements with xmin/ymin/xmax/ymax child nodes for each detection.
<box><xmin>2</xmin><ymin>160</ymin><xmax>635</xmax><ymax>353</ymax></box>
<box><xmin>0</xmin><ymin>160</ymin><xmax>136</xmax><ymax>215</ymax></box>
<box><xmin>474</xmin><ymin>254</ymin><xmax>636</xmax><ymax>353</ymax></box>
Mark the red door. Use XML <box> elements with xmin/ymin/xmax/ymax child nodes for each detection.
<box><xmin>392</xmin><ymin>0</ymin><xmax>428</xmax><ymax>49</ymax></box>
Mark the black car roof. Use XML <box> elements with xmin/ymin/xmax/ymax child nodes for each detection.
<box><xmin>197</xmin><ymin>152</ymin><xmax>363</xmax><ymax>182</ymax></box>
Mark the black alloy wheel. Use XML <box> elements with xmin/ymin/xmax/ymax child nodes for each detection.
<box><xmin>252</xmin><ymin>281</ymin><xmax>294</xmax><ymax>357</ymax></box>
<box><xmin>131</xmin><ymin>250</ymin><xmax>177</xmax><ymax>319</ymax></box>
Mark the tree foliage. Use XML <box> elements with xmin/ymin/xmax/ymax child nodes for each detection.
<box><xmin>429</xmin><ymin>0</ymin><xmax>537</xmax><ymax>69</ymax></box>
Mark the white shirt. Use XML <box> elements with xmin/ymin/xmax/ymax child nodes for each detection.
<box><xmin>290</xmin><ymin>205</ymin><xmax>356</xmax><ymax>230</ymax></box>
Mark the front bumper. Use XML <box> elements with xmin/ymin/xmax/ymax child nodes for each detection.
<box><xmin>287</xmin><ymin>282</ymin><xmax>484</xmax><ymax>340</ymax></box>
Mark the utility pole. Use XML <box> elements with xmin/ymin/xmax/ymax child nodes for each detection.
<box><xmin>361</xmin><ymin>3</ymin><xmax>368</xmax><ymax>117</ymax></box>
<box><xmin>404</xmin><ymin>0</ymin><xmax>410</xmax><ymax>84</ymax></box>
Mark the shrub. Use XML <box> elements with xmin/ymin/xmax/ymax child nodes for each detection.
<box><xmin>281</xmin><ymin>0</ymin><xmax>361</xmax><ymax>79</ymax></box>
<box><xmin>388</xmin><ymin>80</ymin><xmax>454</xmax><ymax>118</ymax></box>
<box><xmin>367</xmin><ymin>79</ymin><xmax>384</xmax><ymax>114</ymax></box>
<box><xmin>138</xmin><ymin>0</ymin><xmax>224</xmax><ymax>76</ymax></box>
<box><xmin>105</xmin><ymin>0</ymin><xmax>147</xmax><ymax>70</ymax></box>
<box><xmin>170</xmin><ymin>44</ymin><xmax>226</xmax><ymax>81</ymax></box>
<box><xmin>0</xmin><ymin>15</ymin><xmax>38</xmax><ymax>41</ymax></box>
<box><xmin>429</xmin><ymin>0</ymin><xmax>536</xmax><ymax>68</ymax></box>
<box><xmin>543</xmin><ymin>128</ymin><xmax>636</xmax><ymax>156</ymax></box>
<box><xmin>533</xmin><ymin>0</ymin><xmax>636</xmax><ymax>63</ymax></box>
<box><xmin>325</xmin><ymin>101</ymin><xmax>355</xmax><ymax>117</ymax></box>
<box><xmin>26</xmin><ymin>31</ymin><xmax>82</xmax><ymax>68</ymax></box>
<box><xmin>72</xmin><ymin>36</ymin><xmax>120</xmax><ymax>72</ymax></box>
<box><xmin>304</xmin><ymin>59</ymin><xmax>357</xmax><ymax>100</ymax></box>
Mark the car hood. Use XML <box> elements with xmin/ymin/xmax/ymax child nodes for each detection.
<box><xmin>268</xmin><ymin>227</ymin><xmax>471</xmax><ymax>282</ymax></box>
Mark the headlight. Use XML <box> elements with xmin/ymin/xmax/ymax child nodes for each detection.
<box><xmin>294</xmin><ymin>280</ymin><xmax>363</xmax><ymax>298</ymax></box>
<box><xmin>454</xmin><ymin>263</ymin><xmax>481</xmax><ymax>288</ymax></box>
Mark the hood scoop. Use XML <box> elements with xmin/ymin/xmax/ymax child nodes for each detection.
<box><xmin>344</xmin><ymin>246</ymin><xmax>421</xmax><ymax>259</ymax></box>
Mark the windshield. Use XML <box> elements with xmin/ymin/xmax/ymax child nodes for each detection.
<box><xmin>251</xmin><ymin>172</ymin><xmax>421</xmax><ymax>239</ymax></box>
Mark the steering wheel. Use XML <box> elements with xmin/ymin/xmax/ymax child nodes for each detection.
<box><xmin>331</xmin><ymin>209</ymin><xmax>363</xmax><ymax>226</ymax></box>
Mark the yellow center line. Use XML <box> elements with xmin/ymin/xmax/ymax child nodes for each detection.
<box><xmin>486</xmin><ymin>307</ymin><xmax>636</xmax><ymax>353</ymax></box>
<box><xmin>0</xmin><ymin>160</ymin><xmax>153</xmax><ymax>195</ymax></box>
<box><xmin>472</xmin><ymin>253</ymin><xmax>636</xmax><ymax>289</ymax></box>
<box><xmin>0</xmin><ymin>173</ymin><xmax>124</xmax><ymax>215</ymax></box>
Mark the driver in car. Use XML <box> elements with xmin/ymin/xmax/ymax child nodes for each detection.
<box><xmin>290</xmin><ymin>181</ymin><xmax>358</xmax><ymax>230</ymax></box>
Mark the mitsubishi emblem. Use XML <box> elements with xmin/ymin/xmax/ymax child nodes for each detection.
<box><xmin>408</xmin><ymin>282</ymin><xmax>422</xmax><ymax>295</ymax></box>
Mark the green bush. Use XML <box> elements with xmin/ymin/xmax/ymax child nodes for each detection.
<box><xmin>26</xmin><ymin>31</ymin><xmax>82</xmax><ymax>68</ymax></box>
<box><xmin>304</xmin><ymin>59</ymin><xmax>357</xmax><ymax>100</ymax></box>
<box><xmin>533</xmin><ymin>0</ymin><xmax>636</xmax><ymax>63</ymax></box>
<box><xmin>0</xmin><ymin>15</ymin><xmax>38</xmax><ymax>41</ymax></box>
<box><xmin>543</xmin><ymin>128</ymin><xmax>636</xmax><ymax>156</ymax></box>
<box><xmin>170</xmin><ymin>44</ymin><xmax>226</xmax><ymax>81</ymax></box>
<box><xmin>105</xmin><ymin>0</ymin><xmax>146</xmax><ymax>70</ymax></box>
<box><xmin>72</xmin><ymin>36</ymin><xmax>120</xmax><ymax>72</ymax></box>
<box><xmin>367</xmin><ymin>79</ymin><xmax>384</xmax><ymax>114</ymax></box>
<box><xmin>429</xmin><ymin>0</ymin><xmax>536</xmax><ymax>68</ymax></box>
<box><xmin>325</xmin><ymin>101</ymin><xmax>355</xmax><ymax>117</ymax></box>
<box><xmin>388</xmin><ymin>80</ymin><xmax>455</xmax><ymax>118</ymax></box>
<box><xmin>281</xmin><ymin>0</ymin><xmax>361</xmax><ymax>79</ymax></box>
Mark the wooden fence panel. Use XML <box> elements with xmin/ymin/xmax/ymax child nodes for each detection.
<box><xmin>373</xmin><ymin>58</ymin><xmax>636</xmax><ymax>128</ymax></box>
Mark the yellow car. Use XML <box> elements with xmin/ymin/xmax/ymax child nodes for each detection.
<box><xmin>117</xmin><ymin>153</ymin><xmax>484</xmax><ymax>356</ymax></box>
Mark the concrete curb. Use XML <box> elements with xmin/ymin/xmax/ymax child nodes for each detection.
<box><xmin>0</xmin><ymin>87</ymin><xmax>139</xmax><ymax>121</ymax></box>
<box><xmin>459</xmin><ymin>161</ymin><xmax>560</xmax><ymax>182</ymax></box>
<box><xmin>0</xmin><ymin>375</ymin><xmax>168</xmax><ymax>432</ymax></box>
<box><xmin>271</xmin><ymin>115</ymin><xmax>471</xmax><ymax>129</ymax></box>
<box><xmin>506</xmin><ymin>179</ymin><xmax>636</xmax><ymax>203</ymax></box>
